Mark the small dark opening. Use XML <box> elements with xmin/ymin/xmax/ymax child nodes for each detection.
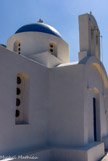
<box><xmin>16</xmin><ymin>98</ymin><xmax>21</xmax><ymax>106</ymax></box>
<box><xmin>16</xmin><ymin>110</ymin><xmax>20</xmax><ymax>117</ymax></box>
<box><xmin>50</xmin><ymin>49</ymin><xmax>53</xmax><ymax>52</ymax></box>
<box><xmin>18</xmin><ymin>48</ymin><xmax>20</xmax><ymax>51</ymax></box>
<box><xmin>50</xmin><ymin>44</ymin><xmax>53</xmax><ymax>48</ymax></box>
<box><xmin>17</xmin><ymin>77</ymin><xmax>21</xmax><ymax>84</ymax></box>
<box><xmin>16</xmin><ymin>88</ymin><xmax>21</xmax><ymax>95</ymax></box>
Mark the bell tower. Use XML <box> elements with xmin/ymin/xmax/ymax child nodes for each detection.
<box><xmin>78</xmin><ymin>13</ymin><xmax>100</xmax><ymax>61</ymax></box>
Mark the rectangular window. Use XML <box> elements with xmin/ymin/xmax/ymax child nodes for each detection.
<box><xmin>93</xmin><ymin>97</ymin><xmax>97</xmax><ymax>141</ymax></box>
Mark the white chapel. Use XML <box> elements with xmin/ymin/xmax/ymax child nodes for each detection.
<box><xmin>0</xmin><ymin>13</ymin><xmax>108</xmax><ymax>161</ymax></box>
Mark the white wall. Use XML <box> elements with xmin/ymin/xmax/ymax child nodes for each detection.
<box><xmin>0</xmin><ymin>46</ymin><xmax>108</xmax><ymax>155</ymax></box>
<box><xmin>48</xmin><ymin>64</ymin><xmax>85</xmax><ymax>148</ymax></box>
<box><xmin>84</xmin><ymin>62</ymin><xmax>108</xmax><ymax>145</ymax></box>
<box><xmin>0</xmin><ymin>46</ymin><xmax>48</xmax><ymax>155</ymax></box>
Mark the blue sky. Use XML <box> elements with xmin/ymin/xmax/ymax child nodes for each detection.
<box><xmin>0</xmin><ymin>0</ymin><xmax>108</xmax><ymax>72</ymax></box>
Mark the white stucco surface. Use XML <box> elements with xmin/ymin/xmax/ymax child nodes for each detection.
<box><xmin>0</xmin><ymin>13</ymin><xmax>107</xmax><ymax>161</ymax></box>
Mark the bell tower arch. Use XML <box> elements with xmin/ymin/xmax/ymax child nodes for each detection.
<box><xmin>79</xmin><ymin>13</ymin><xmax>100</xmax><ymax>61</ymax></box>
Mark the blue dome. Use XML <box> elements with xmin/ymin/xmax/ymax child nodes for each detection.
<box><xmin>15</xmin><ymin>23</ymin><xmax>61</xmax><ymax>38</ymax></box>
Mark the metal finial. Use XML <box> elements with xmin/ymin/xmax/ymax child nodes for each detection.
<box><xmin>90</xmin><ymin>11</ymin><xmax>92</xmax><ymax>15</ymax></box>
<box><xmin>38</xmin><ymin>19</ymin><xmax>43</xmax><ymax>23</ymax></box>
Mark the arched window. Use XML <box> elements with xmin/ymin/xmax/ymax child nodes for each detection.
<box><xmin>49</xmin><ymin>42</ymin><xmax>57</xmax><ymax>57</ymax></box>
<box><xmin>15</xmin><ymin>73</ymin><xmax>29</xmax><ymax>125</ymax></box>
<box><xmin>14</xmin><ymin>40</ymin><xmax>21</xmax><ymax>54</ymax></box>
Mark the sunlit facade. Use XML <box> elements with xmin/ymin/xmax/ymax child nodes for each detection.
<box><xmin>0</xmin><ymin>13</ymin><xmax>108</xmax><ymax>161</ymax></box>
